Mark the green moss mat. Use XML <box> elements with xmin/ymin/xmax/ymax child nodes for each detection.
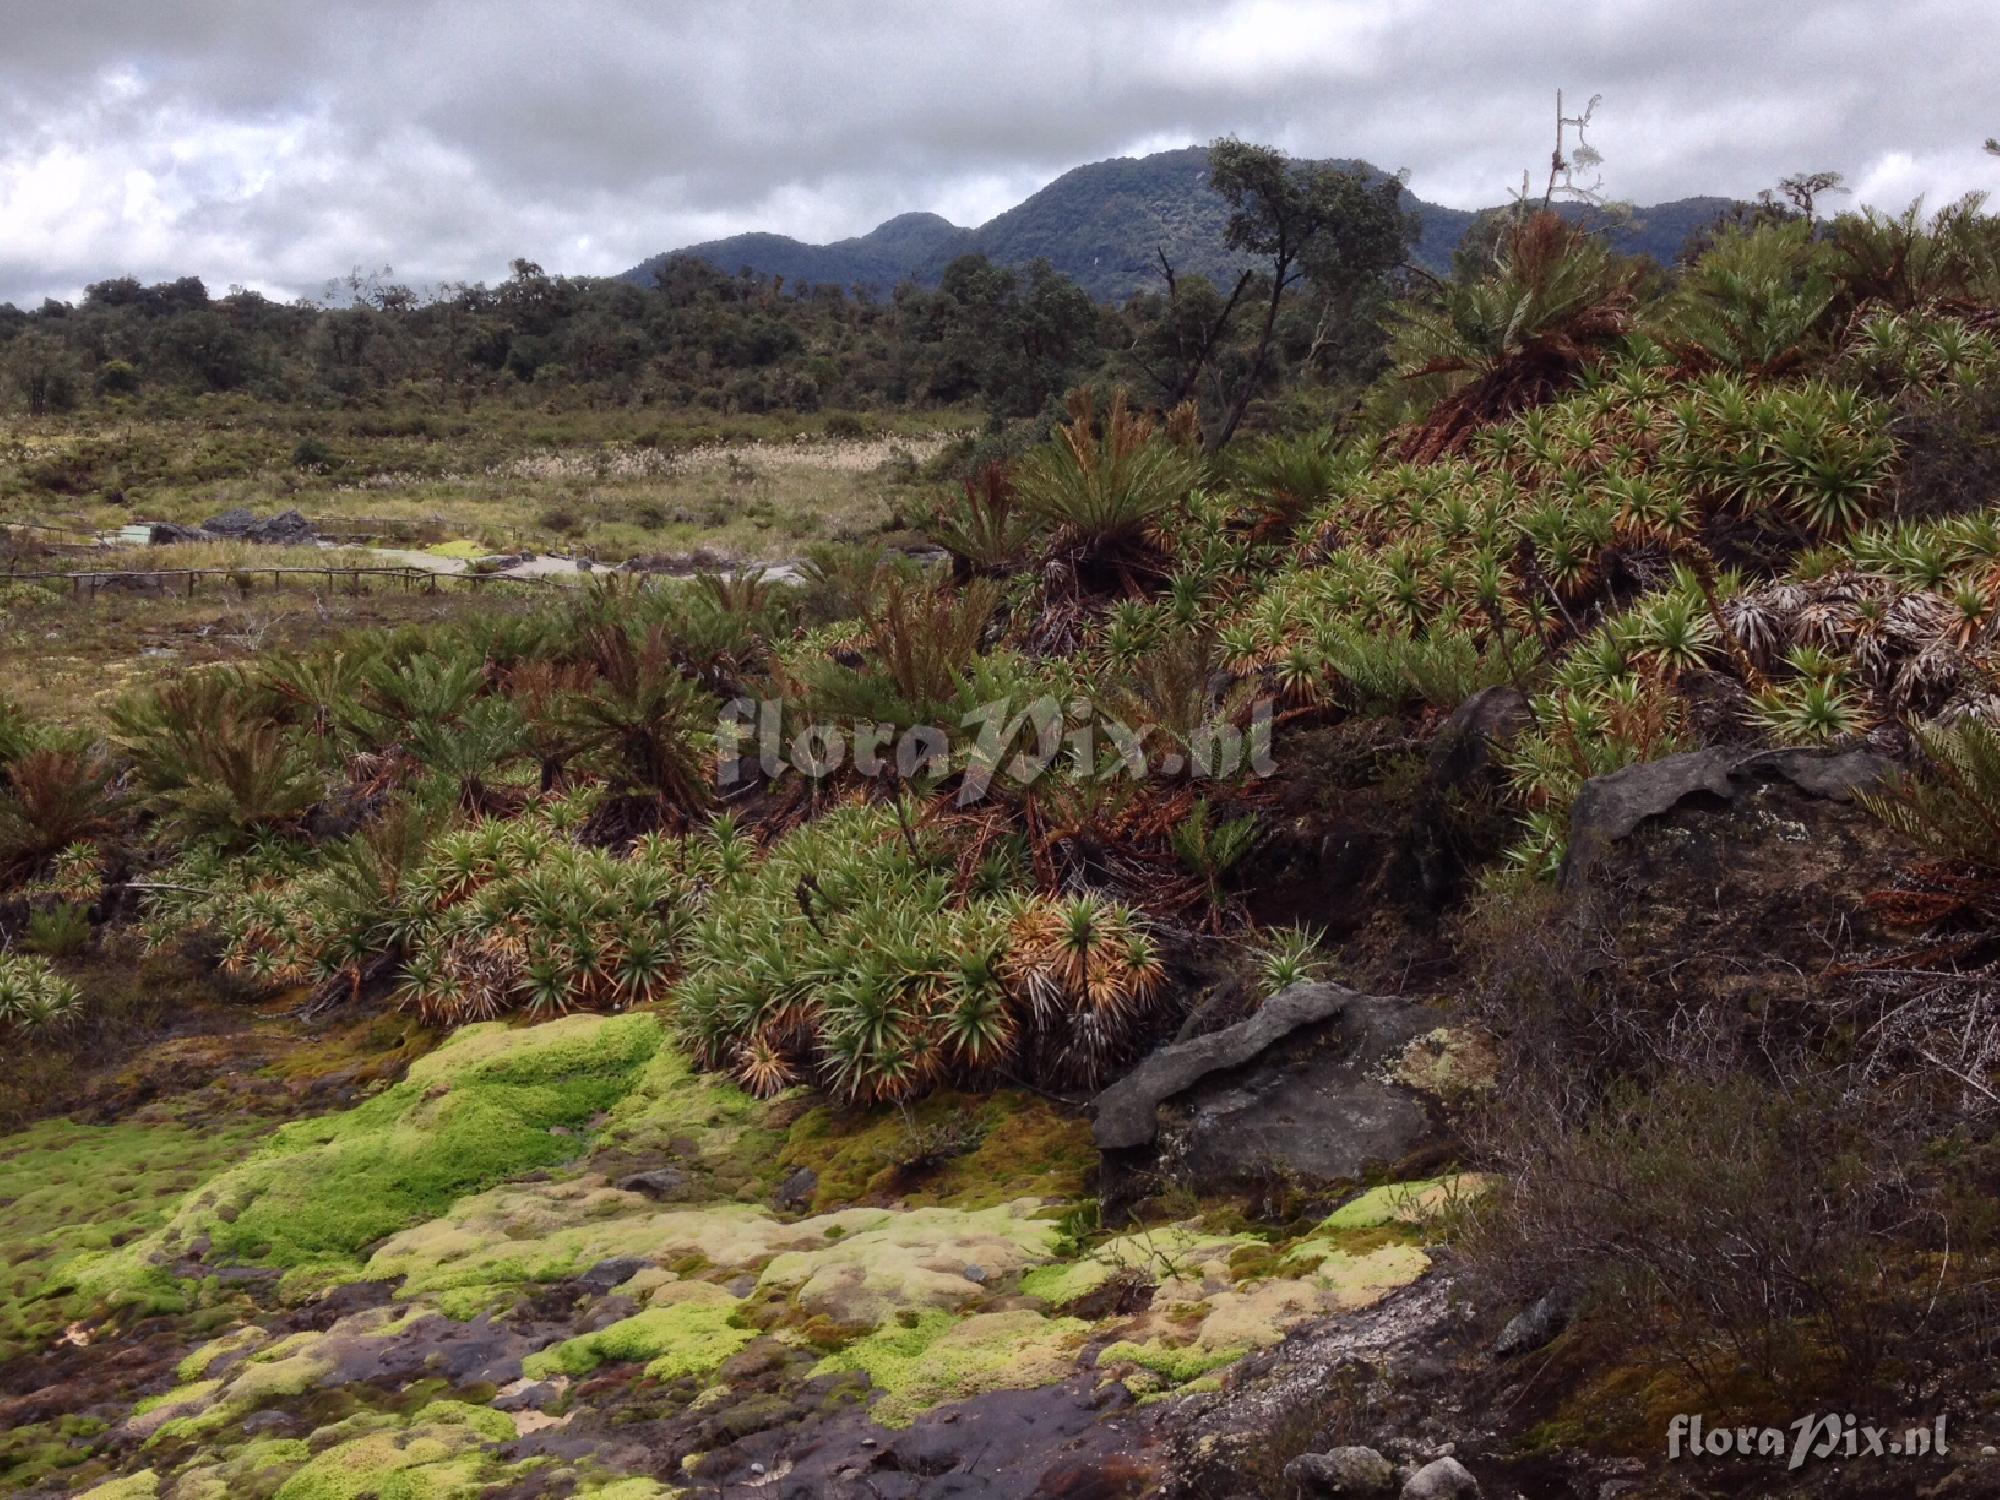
<box><xmin>0</xmin><ymin>1116</ymin><xmax>264</xmax><ymax>1363</ymax></box>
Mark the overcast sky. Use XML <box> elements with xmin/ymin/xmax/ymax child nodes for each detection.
<box><xmin>2</xmin><ymin>0</ymin><xmax>1995</xmax><ymax>307</ymax></box>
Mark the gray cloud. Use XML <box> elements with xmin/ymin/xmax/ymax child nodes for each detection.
<box><xmin>1</xmin><ymin>0</ymin><xmax>1995</xmax><ymax>305</ymax></box>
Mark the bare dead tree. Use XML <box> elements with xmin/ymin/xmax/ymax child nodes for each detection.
<box><xmin>1543</xmin><ymin>89</ymin><xmax>1607</xmax><ymax>208</ymax></box>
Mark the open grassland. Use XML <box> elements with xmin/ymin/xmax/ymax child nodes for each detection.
<box><xmin>1</xmin><ymin>403</ymin><xmax>971</xmax><ymax>726</ymax></box>
<box><xmin>0</xmin><ymin>563</ymin><xmax>547</xmax><ymax>726</ymax></box>
<box><xmin>0</xmin><ymin>401</ymin><xmax>974</xmax><ymax>565</ymax></box>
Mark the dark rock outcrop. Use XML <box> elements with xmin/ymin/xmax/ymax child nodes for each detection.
<box><xmin>1094</xmin><ymin>983</ymin><xmax>1455</xmax><ymax>1214</ymax></box>
<box><xmin>1557</xmin><ymin>744</ymin><xmax>1904</xmax><ymax>1006</ymax></box>
<box><xmin>773</xmin><ymin>1165</ymin><xmax>818</xmax><ymax>1214</ymax></box>
<box><xmin>619</xmin><ymin>1166</ymin><xmax>695</xmax><ymax>1202</ymax></box>
<box><xmin>201</xmin><ymin>507</ymin><xmax>318</xmax><ymax>545</ymax></box>
<box><xmin>1561</xmin><ymin>745</ymin><xmax>1895</xmax><ymax>890</ymax></box>
<box><xmin>1390</xmin><ymin>686</ymin><xmax>1533</xmax><ymax>912</ymax></box>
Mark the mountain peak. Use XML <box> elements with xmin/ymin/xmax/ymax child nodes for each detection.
<box><xmin>621</xmin><ymin>144</ymin><xmax>1734</xmax><ymax>302</ymax></box>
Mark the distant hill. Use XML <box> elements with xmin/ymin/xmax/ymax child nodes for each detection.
<box><xmin>622</xmin><ymin>146</ymin><xmax>1739</xmax><ymax>303</ymax></box>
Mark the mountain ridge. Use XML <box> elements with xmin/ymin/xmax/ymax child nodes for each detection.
<box><xmin>622</xmin><ymin>144</ymin><xmax>1739</xmax><ymax>302</ymax></box>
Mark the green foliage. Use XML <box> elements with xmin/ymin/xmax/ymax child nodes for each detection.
<box><xmin>1829</xmin><ymin>193</ymin><xmax>2000</xmax><ymax>310</ymax></box>
<box><xmin>1661</xmin><ymin>220</ymin><xmax>1838</xmax><ymax>374</ymax></box>
<box><xmin>1388</xmin><ymin>211</ymin><xmax>1638</xmax><ymax>454</ymax></box>
<box><xmin>73</xmin><ymin>1014</ymin><xmax>662</xmax><ymax>1291</ymax></box>
<box><xmin>1171</xmin><ymin>799</ymin><xmax>1257</xmax><ymax>905</ymax></box>
<box><xmin>0</xmin><ymin>1117</ymin><xmax>264</xmax><ymax>1364</ymax></box>
<box><xmin>110</xmin><ymin>672</ymin><xmax>322</xmax><ymax>846</ymax></box>
<box><xmin>0</xmin><ymin>743</ymin><xmax>122</xmax><ymax>876</ymax></box>
<box><xmin>1229</xmin><ymin>431</ymin><xmax>1352</xmax><ymax>533</ymax></box>
<box><xmin>0</xmin><ymin>951</ymin><xmax>84</xmax><ymax>1032</ymax></box>
<box><xmin>861</xmin><ymin>574</ymin><xmax>1002</xmax><ymax>723</ymax></box>
<box><xmin>1860</xmin><ymin>718</ymin><xmax>2000</xmax><ymax>869</ymax></box>
<box><xmin>1015</xmin><ymin>390</ymin><xmax>1201</xmax><ymax>572</ymax></box>
<box><xmin>673</xmin><ymin>804</ymin><xmax>1167</xmax><ymax>1101</ymax></box>
<box><xmin>1255</xmin><ymin>923</ymin><xmax>1329</xmax><ymax>998</ymax></box>
<box><xmin>928</xmin><ymin>463</ymin><xmax>1040</xmax><ymax>575</ymax></box>
<box><xmin>558</xmin><ymin>621</ymin><xmax>717</xmax><ymax>815</ymax></box>
<box><xmin>24</xmin><ymin>903</ymin><xmax>93</xmax><ymax>959</ymax></box>
<box><xmin>521</xmin><ymin>1297</ymin><xmax>753</xmax><ymax>1382</ymax></box>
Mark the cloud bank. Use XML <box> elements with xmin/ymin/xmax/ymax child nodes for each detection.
<box><xmin>2</xmin><ymin>0</ymin><xmax>1994</xmax><ymax>305</ymax></box>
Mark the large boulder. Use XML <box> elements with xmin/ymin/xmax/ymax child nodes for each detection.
<box><xmin>1093</xmin><ymin>983</ymin><xmax>1464</xmax><ymax>1216</ymax></box>
<box><xmin>1402</xmin><ymin>1457</ymin><xmax>1481</xmax><ymax>1499</ymax></box>
<box><xmin>1558</xmin><ymin>745</ymin><xmax>1902</xmax><ymax>999</ymax></box>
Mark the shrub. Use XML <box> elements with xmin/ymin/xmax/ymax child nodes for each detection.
<box><xmin>1464</xmin><ymin>1070</ymin><xmax>1955</xmax><ymax>1397</ymax></box>
<box><xmin>24</xmin><ymin>903</ymin><xmax>92</xmax><ymax>959</ymax></box>
<box><xmin>1860</xmin><ymin>717</ymin><xmax>2000</xmax><ymax>869</ymax></box>
<box><xmin>109</xmin><ymin>672</ymin><xmax>322</xmax><ymax>846</ymax></box>
<box><xmin>291</xmin><ymin>434</ymin><xmax>336</xmax><ymax>470</ymax></box>
<box><xmin>558</xmin><ymin>621</ymin><xmax>716</xmax><ymax>821</ymax></box>
<box><xmin>672</xmin><ymin>804</ymin><xmax>1169</xmax><ymax>1103</ymax></box>
<box><xmin>1390</xmin><ymin>212</ymin><xmax>1639</xmax><ymax>458</ymax></box>
<box><xmin>0</xmin><ymin>744</ymin><xmax>123</xmax><ymax>878</ymax></box>
<box><xmin>0</xmin><ymin>952</ymin><xmax>85</xmax><ymax>1033</ymax></box>
<box><xmin>1229</xmin><ymin>431</ymin><xmax>1352</xmax><ymax>535</ymax></box>
<box><xmin>94</xmin><ymin>359</ymin><xmax>141</xmax><ymax>397</ymax></box>
<box><xmin>1661</xmin><ymin>220</ymin><xmax>1838</xmax><ymax>375</ymax></box>
<box><xmin>928</xmin><ymin>463</ymin><xmax>1039</xmax><ymax>577</ymax></box>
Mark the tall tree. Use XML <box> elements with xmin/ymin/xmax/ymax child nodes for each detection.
<box><xmin>1777</xmin><ymin>171</ymin><xmax>1847</xmax><ymax>225</ymax></box>
<box><xmin>1205</xmin><ymin>140</ymin><xmax>1413</xmax><ymax>451</ymax></box>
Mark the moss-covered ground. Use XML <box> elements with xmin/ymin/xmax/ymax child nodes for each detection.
<box><xmin>1</xmin><ymin>1012</ymin><xmax>1460</xmax><ymax>1497</ymax></box>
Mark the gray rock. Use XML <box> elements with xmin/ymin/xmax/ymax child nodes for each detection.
<box><xmin>575</xmin><ymin>1256</ymin><xmax>648</xmax><ymax>1294</ymax></box>
<box><xmin>147</xmin><ymin>521</ymin><xmax>209</xmax><ymax>545</ymax></box>
<box><xmin>202</xmin><ymin>506</ymin><xmax>317</xmax><ymax>545</ymax></box>
<box><xmin>1285</xmin><ymin>1445</ymin><xmax>1398</xmax><ymax>1495</ymax></box>
<box><xmin>1560</xmin><ymin>746</ymin><xmax>1894</xmax><ymax>890</ymax></box>
<box><xmin>1093</xmin><ymin>983</ymin><xmax>1449</xmax><ymax>1215</ymax></box>
<box><xmin>620</xmin><ymin>1166</ymin><xmax>694</xmax><ymax>1201</ymax></box>
<box><xmin>773</xmin><ymin>1165</ymin><xmax>818</xmax><ymax>1213</ymax></box>
<box><xmin>1494</xmin><ymin>1287</ymin><xmax>1572</xmax><ymax>1359</ymax></box>
<box><xmin>1401</xmin><ymin>1457</ymin><xmax>1481</xmax><ymax>1499</ymax></box>
<box><xmin>202</xmin><ymin>506</ymin><xmax>260</xmax><ymax>535</ymax></box>
<box><xmin>493</xmin><ymin>1381</ymin><xmax>559</xmax><ymax>1412</ymax></box>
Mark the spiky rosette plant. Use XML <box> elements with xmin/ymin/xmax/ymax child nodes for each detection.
<box><xmin>394</xmin><ymin>829</ymin><xmax>694</xmax><ymax>1024</ymax></box>
<box><xmin>1392</xmin><ymin>212</ymin><xmax>1639</xmax><ymax>460</ymax></box>
<box><xmin>1002</xmin><ymin>893</ymin><xmax>1167</xmax><ymax>1086</ymax></box>
<box><xmin>0</xmin><ymin>951</ymin><xmax>85</xmax><ymax>1033</ymax></box>
<box><xmin>1015</xmin><ymin>388</ymin><xmax>1203</xmax><ymax>594</ymax></box>
<box><xmin>930</xmin><ymin>462</ymin><xmax>1040</xmax><ymax>579</ymax></box>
